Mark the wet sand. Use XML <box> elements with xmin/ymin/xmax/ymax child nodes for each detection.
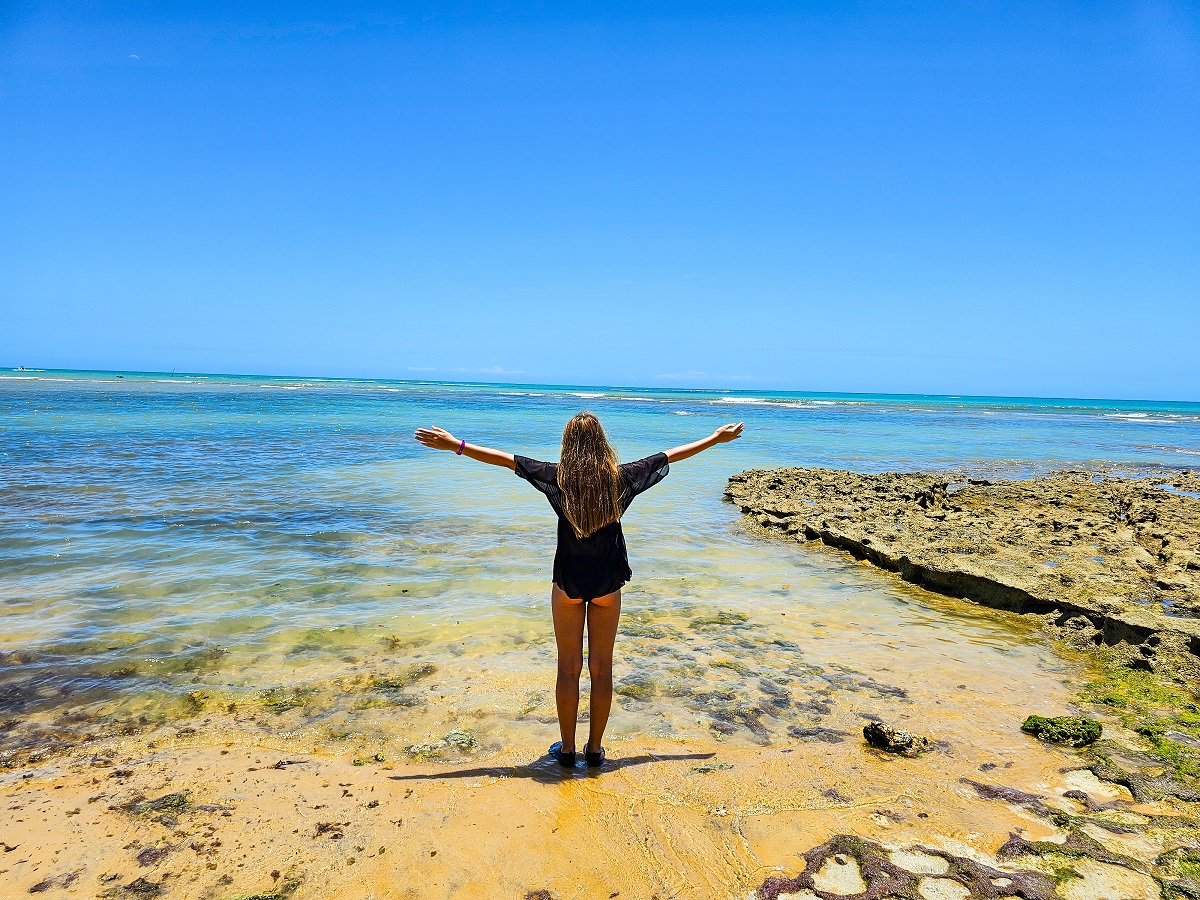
<box><xmin>2</xmin><ymin>705</ymin><xmax>1187</xmax><ymax>899</ymax></box>
<box><xmin>0</xmin><ymin>720</ymin><xmax>1106</xmax><ymax>899</ymax></box>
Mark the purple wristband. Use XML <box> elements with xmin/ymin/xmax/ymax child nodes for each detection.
<box><xmin>456</xmin><ymin>439</ymin><xmax>466</xmax><ymax>455</ymax></box>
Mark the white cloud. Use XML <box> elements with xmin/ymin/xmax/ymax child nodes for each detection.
<box><xmin>407</xmin><ymin>365</ymin><xmax>524</xmax><ymax>376</ymax></box>
<box><xmin>655</xmin><ymin>371</ymin><xmax>756</xmax><ymax>382</ymax></box>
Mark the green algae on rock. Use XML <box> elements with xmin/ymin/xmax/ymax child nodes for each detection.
<box><xmin>403</xmin><ymin>729</ymin><xmax>478</xmax><ymax>760</ymax></box>
<box><xmin>118</xmin><ymin>792</ymin><xmax>190</xmax><ymax>816</ymax></box>
<box><xmin>1079</xmin><ymin>639</ymin><xmax>1200</xmax><ymax>782</ymax></box>
<box><xmin>99</xmin><ymin>875</ymin><xmax>167</xmax><ymax>898</ymax></box>
<box><xmin>689</xmin><ymin>761</ymin><xmax>733</xmax><ymax>774</ymax></box>
<box><xmin>259</xmin><ymin>687</ymin><xmax>313</xmax><ymax>714</ymax></box>
<box><xmin>614</xmin><ymin>672</ymin><xmax>659</xmax><ymax>700</ymax></box>
<box><xmin>1021</xmin><ymin>714</ymin><xmax>1102</xmax><ymax>746</ymax></box>
<box><xmin>227</xmin><ymin>871</ymin><xmax>303</xmax><ymax>900</ymax></box>
<box><xmin>691</xmin><ymin>611</ymin><xmax>750</xmax><ymax>629</ymax></box>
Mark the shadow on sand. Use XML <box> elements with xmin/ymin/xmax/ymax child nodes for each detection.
<box><xmin>389</xmin><ymin>752</ymin><xmax>717</xmax><ymax>783</ymax></box>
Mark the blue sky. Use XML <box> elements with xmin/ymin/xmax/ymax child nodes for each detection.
<box><xmin>2</xmin><ymin>2</ymin><xmax>1197</xmax><ymax>399</ymax></box>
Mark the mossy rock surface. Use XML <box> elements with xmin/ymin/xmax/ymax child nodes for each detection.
<box><xmin>1021</xmin><ymin>714</ymin><xmax>1102</xmax><ymax>746</ymax></box>
<box><xmin>118</xmin><ymin>792</ymin><xmax>190</xmax><ymax>816</ymax></box>
<box><xmin>614</xmin><ymin>673</ymin><xmax>658</xmax><ymax>700</ymax></box>
<box><xmin>260</xmin><ymin>688</ymin><xmax>312</xmax><ymax>713</ymax></box>
<box><xmin>227</xmin><ymin>872</ymin><xmax>303</xmax><ymax>900</ymax></box>
<box><xmin>691</xmin><ymin>611</ymin><xmax>749</xmax><ymax>629</ymax></box>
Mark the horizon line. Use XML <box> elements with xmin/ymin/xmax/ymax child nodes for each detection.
<box><xmin>3</xmin><ymin>365</ymin><xmax>1198</xmax><ymax>407</ymax></box>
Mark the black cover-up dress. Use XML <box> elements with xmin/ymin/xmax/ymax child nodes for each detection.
<box><xmin>513</xmin><ymin>452</ymin><xmax>670</xmax><ymax>601</ymax></box>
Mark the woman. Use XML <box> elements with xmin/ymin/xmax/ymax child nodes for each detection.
<box><xmin>415</xmin><ymin>412</ymin><xmax>743</xmax><ymax>769</ymax></box>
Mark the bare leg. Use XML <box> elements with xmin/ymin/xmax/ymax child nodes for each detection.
<box><xmin>585</xmin><ymin>589</ymin><xmax>622</xmax><ymax>753</ymax></box>
<box><xmin>551</xmin><ymin>584</ymin><xmax>587</xmax><ymax>753</ymax></box>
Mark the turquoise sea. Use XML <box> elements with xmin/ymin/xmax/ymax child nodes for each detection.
<box><xmin>2</xmin><ymin>369</ymin><xmax>1199</xmax><ymax>764</ymax></box>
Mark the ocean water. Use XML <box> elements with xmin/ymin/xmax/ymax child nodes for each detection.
<box><xmin>2</xmin><ymin>369</ymin><xmax>1199</xmax><ymax>764</ymax></box>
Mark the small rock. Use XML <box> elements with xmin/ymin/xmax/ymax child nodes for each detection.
<box><xmin>110</xmin><ymin>877</ymin><xmax>165</xmax><ymax>897</ymax></box>
<box><xmin>135</xmin><ymin>845</ymin><xmax>171</xmax><ymax>867</ymax></box>
<box><xmin>28</xmin><ymin>872</ymin><xmax>80</xmax><ymax>893</ymax></box>
<box><xmin>863</xmin><ymin>720</ymin><xmax>932</xmax><ymax>756</ymax></box>
<box><xmin>443</xmin><ymin>730</ymin><xmax>476</xmax><ymax>750</ymax></box>
<box><xmin>1020</xmin><ymin>714</ymin><xmax>1101</xmax><ymax>746</ymax></box>
<box><xmin>689</xmin><ymin>762</ymin><xmax>733</xmax><ymax>775</ymax></box>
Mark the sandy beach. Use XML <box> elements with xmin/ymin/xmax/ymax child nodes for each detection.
<box><xmin>1</xmin><ymin>680</ymin><xmax>1174</xmax><ymax>900</ymax></box>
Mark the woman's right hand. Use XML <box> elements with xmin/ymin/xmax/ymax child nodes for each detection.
<box><xmin>415</xmin><ymin>426</ymin><xmax>460</xmax><ymax>451</ymax></box>
<box><xmin>712</xmin><ymin>422</ymin><xmax>744</xmax><ymax>443</ymax></box>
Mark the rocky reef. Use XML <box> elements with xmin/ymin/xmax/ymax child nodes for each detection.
<box><xmin>725</xmin><ymin>468</ymin><xmax>1200</xmax><ymax>662</ymax></box>
<box><xmin>756</xmin><ymin>833</ymin><xmax>1061</xmax><ymax>900</ymax></box>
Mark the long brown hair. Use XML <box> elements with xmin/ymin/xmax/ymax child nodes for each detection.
<box><xmin>556</xmin><ymin>411</ymin><xmax>622</xmax><ymax>538</ymax></box>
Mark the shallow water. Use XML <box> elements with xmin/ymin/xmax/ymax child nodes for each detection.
<box><xmin>2</xmin><ymin>370</ymin><xmax>1199</xmax><ymax>763</ymax></box>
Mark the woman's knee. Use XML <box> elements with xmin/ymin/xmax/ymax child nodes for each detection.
<box><xmin>587</xmin><ymin>655</ymin><xmax>613</xmax><ymax>680</ymax></box>
<box><xmin>557</xmin><ymin>657</ymin><xmax>584</xmax><ymax>680</ymax></box>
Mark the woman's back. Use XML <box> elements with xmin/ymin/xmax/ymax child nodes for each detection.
<box><xmin>513</xmin><ymin>451</ymin><xmax>670</xmax><ymax>602</ymax></box>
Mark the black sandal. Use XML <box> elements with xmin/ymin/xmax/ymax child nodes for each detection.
<box><xmin>583</xmin><ymin>744</ymin><xmax>606</xmax><ymax>768</ymax></box>
<box><xmin>548</xmin><ymin>742</ymin><xmax>576</xmax><ymax>769</ymax></box>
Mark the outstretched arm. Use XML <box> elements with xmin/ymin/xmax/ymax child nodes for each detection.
<box><xmin>414</xmin><ymin>426</ymin><xmax>516</xmax><ymax>471</ymax></box>
<box><xmin>665</xmin><ymin>422</ymin><xmax>743</xmax><ymax>463</ymax></box>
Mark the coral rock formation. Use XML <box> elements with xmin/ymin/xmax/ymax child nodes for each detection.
<box><xmin>725</xmin><ymin>468</ymin><xmax>1200</xmax><ymax>658</ymax></box>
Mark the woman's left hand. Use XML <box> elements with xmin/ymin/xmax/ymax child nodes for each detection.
<box><xmin>415</xmin><ymin>426</ymin><xmax>460</xmax><ymax>451</ymax></box>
